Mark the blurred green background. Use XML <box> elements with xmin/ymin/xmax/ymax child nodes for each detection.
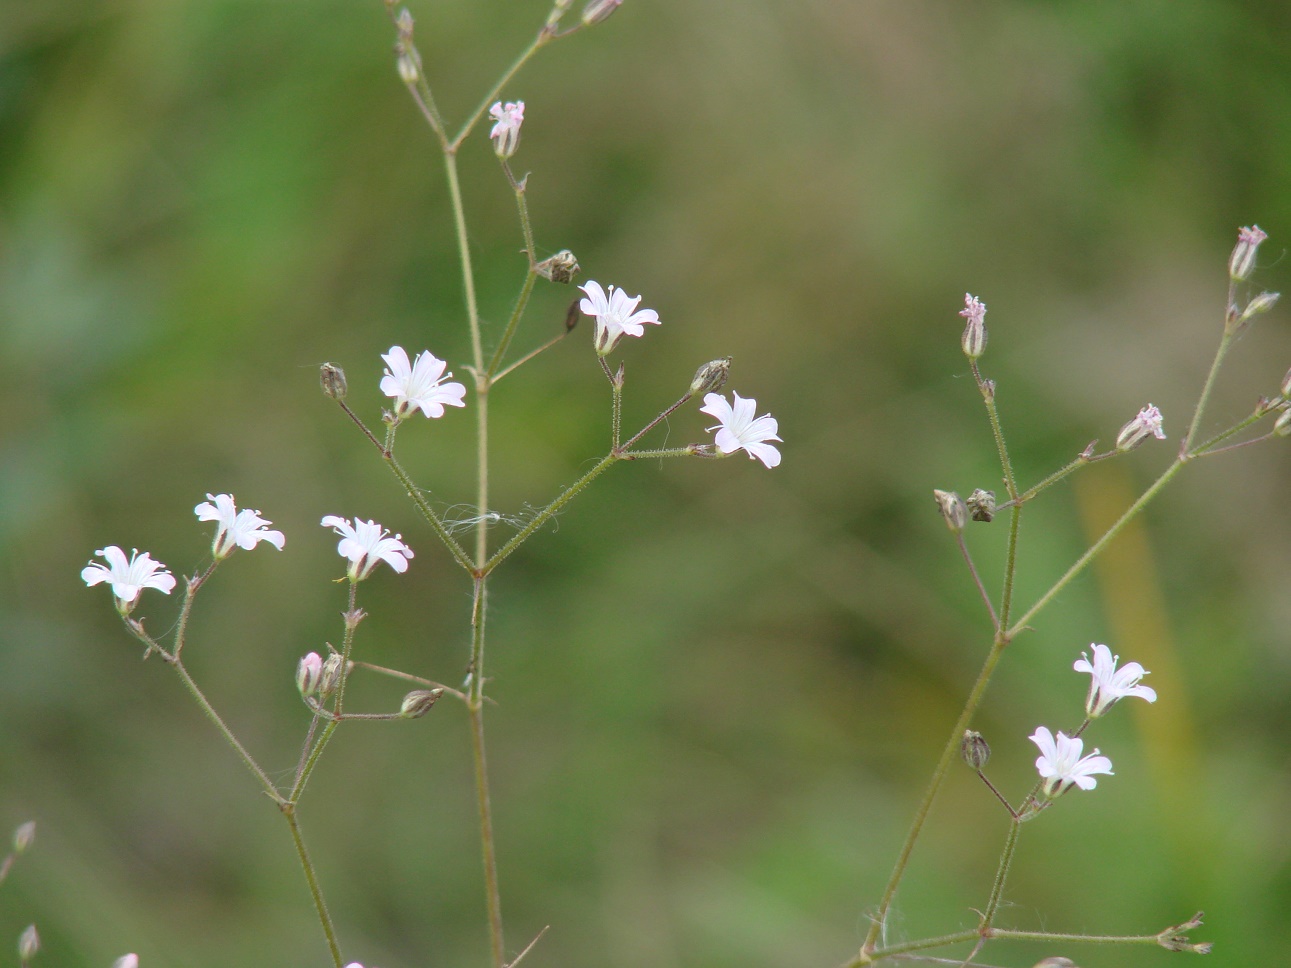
<box><xmin>2</xmin><ymin>1</ymin><xmax>1289</xmax><ymax>965</ymax></box>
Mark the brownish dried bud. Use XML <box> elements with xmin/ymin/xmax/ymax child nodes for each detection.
<box><xmin>690</xmin><ymin>357</ymin><xmax>732</xmax><ymax>395</ymax></box>
<box><xmin>320</xmin><ymin>362</ymin><xmax>347</xmax><ymax>401</ymax></box>
<box><xmin>565</xmin><ymin>299</ymin><xmax>581</xmax><ymax>332</ymax></box>
<box><xmin>966</xmin><ymin>489</ymin><xmax>995</xmax><ymax>523</ymax></box>
<box><xmin>536</xmin><ymin>250</ymin><xmax>580</xmax><ymax>283</ymax></box>
<box><xmin>961</xmin><ymin>730</ymin><xmax>991</xmax><ymax>769</ymax></box>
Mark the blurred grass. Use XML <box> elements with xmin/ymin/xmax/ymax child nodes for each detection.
<box><xmin>2</xmin><ymin>1</ymin><xmax>1290</xmax><ymax>965</ymax></box>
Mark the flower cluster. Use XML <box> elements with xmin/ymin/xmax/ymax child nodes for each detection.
<box><xmin>1024</xmin><ymin>642</ymin><xmax>1157</xmax><ymax>800</ymax></box>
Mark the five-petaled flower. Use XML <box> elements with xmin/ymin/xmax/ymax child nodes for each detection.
<box><xmin>194</xmin><ymin>493</ymin><xmax>286</xmax><ymax>559</ymax></box>
<box><xmin>488</xmin><ymin>100</ymin><xmax>524</xmax><ymax>159</ymax></box>
<box><xmin>1029</xmin><ymin>726</ymin><xmax>1113</xmax><ymax>797</ymax></box>
<box><xmin>82</xmin><ymin>546</ymin><xmax>176</xmax><ymax>610</ymax></box>
<box><xmin>1115</xmin><ymin>404</ymin><xmax>1165</xmax><ymax>452</ymax></box>
<box><xmin>321</xmin><ymin>515</ymin><xmax>414</xmax><ymax>581</ymax></box>
<box><xmin>380</xmin><ymin>346</ymin><xmax>467</xmax><ymax>422</ymax></box>
<box><xmin>577</xmin><ymin>280</ymin><xmax>661</xmax><ymax>355</ymax></box>
<box><xmin>700</xmin><ymin>391</ymin><xmax>783</xmax><ymax>468</ymax></box>
<box><xmin>1074</xmin><ymin>643</ymin><xmax>1157</xmax><ymax>718</ymax></box>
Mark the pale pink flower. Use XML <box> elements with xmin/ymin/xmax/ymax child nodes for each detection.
<box><xmin>488</xmin><ymin>101</ymin><xmax>524</xmax><ymax>159</ymax></box>
<box><xmin>1115</xmin><ymin>404</ymin><xmax>1165</xmax><ymax>452</ymax></box>
<box><xmin>1029</xmin><ymin>726</ymin><xmax>1113</xmax><ymax>797</ymax></box>
<box><xmin>194</xmin><ymin>493</ymin><xmax>285</xmax><ymax>558</ymax></box>
<box><xmin>380</xmin><ymin>346</ymin><xmax>467</xmax><ymax>421</ymax></box>
<box><xmin>700</xmin><ymin>392</ymin><xmax>783</xmax><ymax>468</ymax></box>
<box><xmin>1074</xmin><ymin>643</ymin><xmax>1157</xmax><ymax>718</ymax></box>
<box><xmin>577</xmin><ymin>280</ymin><xmax>660</xmax><ymax>355</ymax></box>
<box><xmin>82</xmin><ymin>546</ymin><xmax>176</xmax><ymax>608</ymax></box>
<box><xmin>321</xmin><ymin>516</ymin><xmax>414</xmax><ymax>580</ymax></box>
<box><xmin>1229</xmin><ymin>225</ymin><xmax>1267</xmax><ymax>281</ymax></box>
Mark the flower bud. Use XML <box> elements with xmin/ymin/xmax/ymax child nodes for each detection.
<box><xmin>113</xmin><ymin>956</ymin><xmax>140</xmax><ymax>968</ymax></box>
<box><xmin>1116</xmin><ymin>404</ymin><xmax>1165</xmax><ymax>452</ymax></box>
<box><xmin>690</xmin><ymin>357</ymin><xmax>732</xmax><ymax>395</ymax></box>
<box><xmin>296</xmin><ymin>652</ymin><xmax>324</xmax><ymax>697</ymax></box>
<box><xmin>932</xmin><ymin>489</ymin><xmax>967</xmax><ymax>533</ymax></box>
<box><xmin>1239</xmin><ymin>290</ymin><xmax>1280</xmax><ymax>322</ymax></box>
<box><xmin>400</xmin><ymin>688</ymin><xmax>445</xmax><ymax>719</ymax></box>
<box><xmin>320</xmin><ymin>363</ymin><xmax>347</xmax><ymax>401</ymax></box>
<box><xmin>397</xmin><ymin>48</ymin><xmax>420</xmax><ymax>85</ymax></box>
<box><xmin>1281</xmin><ymin>367</ymin><xmax>1291</xmax><ymax>399</ymax></box>
<box><xmin>961</xmin><ymin>730</ymin><xmax>991</xmax><ymax>769</ymax></box>
<box><xmin>1229</xmin><ymin>225</ymin><xmax>1267</xmax><ymax>281</ymax></box>
<box><xmin>564</xmin><ymin>298</ymin><xmax>581</xmax><ymax>331</ymax></box>
<box><xmin>1274</xmin><ymin>407</ymin><xmax>1291</xmax><ymax>437</ymax></box>
<box><xmin>319</xmin><ymin>652</ymin><xmax>344</xmax><ymax>697</ymax></box>
<box><xmin>958</xmin><ymin>293</ymin><xmax>987</xmax><ymax>360</ymax></box>
<box><xmin>12</xmin><ymin>822</ymin><xmax>35</xmax><ymax>855</ymax></box>
<box><xmin>18</xmin><ymin>925</ymin><xmax>39</xmax><ymax>962</ymax></box>
<box><xmin>581</xmin><ymin>0</ymin><xmax>622</xmax><ymax>26</ymax></box>
<box><xmin>546</xmin><ymin>0</ymin><xmax>574</xmax><ymax>28</ymax></box>
<box><xmin>536</xmin><ymin>249</ymin><xmax>580</xmax><ymax>283</ymax></box>
<box><xmin>966</xmin><ymin>489</ymin><xmax>995</xmax><ymax>523</ymax></box>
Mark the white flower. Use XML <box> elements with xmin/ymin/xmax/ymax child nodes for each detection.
<box><xmin>700</xmin><ymin>391</ymin><xmax>783</xmax><ymax>468</ymax></box>
<box><xmin>194</xmin><ymin>493</ymin><xmax>286</xmax><ymax>558</ymax></box>
<box><xmin>1029</xmin><ymin>726</ymin><xmax>1113</xmax><ymax>797</ymax></box>
<box><xmin>380</xmin><ymin>346</ymin><xmax>467</xmax><ymax>421</ymax></box>
<box><xmin>321</xmin><ymin>515</ymin><xmax>414</xmax><ymax>580</ymax></box>
<box><xmin>577</xmin><ymin>280</ymin><xmax>661</xmax><ymax>355</ymax></box>
<box><xmin>488</xmin><ymin>100</ymin><xmax>524</xmax><ymax>159</ymax></box>
<box><xmin>1115</xmin><ymin>404</ymin><xmax>1165</xmax><ymax>452</ymax></box>
<box><xmin>82</xmin><ymin>546</ymin><xmax>176</xmax><ymax>608</ymax></box>
<box><xmin>1074</xmin><ymin>643</ymin><xmax>1157</xmax><ymax>718</ymax></box>
<box><xmin>113</xmin><ymin>956</ymin><xmax>140</xmax><ymax>968</ymax></box>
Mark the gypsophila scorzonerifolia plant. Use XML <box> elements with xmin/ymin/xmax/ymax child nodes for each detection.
<box><xmin>71</xmin><ymin>1</ymin><xmax>1285</xmax><ymax>965</ymax></box>
<box><xmin>79</xmin><ymin>3</ymin><xmax>781</xmax><ymax>966</ymax></box>
<box><xmin>849</xmin><ymin>228</ymin><xmax>1281</xmax><ymax>966</ymax></box>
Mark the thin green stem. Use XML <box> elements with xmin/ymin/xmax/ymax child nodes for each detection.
<box><xmin>350</xmin><ymin>659</ymin><xmax>469</xmax><ymax>703</ymax></box>
<box><xmin>860</xmin><ymin>634</ymin><xmax>1011</xmax><ymax>957</ymax></box>
<box><xmin>1006</xmin><ymin>458</ymin><xmax>1183</xmax><ymax>637</ymax></box>
<box><xmin>988</xmin><ymin>927</ymin><xmax>1166</xmax><ymax>946</ymax></box>
<box><xmin>468</xmin><ymin>577</ymin><xmax>505</xmax><ymax>968</ymax></box>
<box><xmin>980</xmin><ymin>819</ymin><xmax>1021</xmax><ymax>929</ymax></box>
<box><xmin>167</xmin><ymin>658</ymin><xmax>281</xmax><ymax>802</ymax></box>
<box><xmin>490</xmin><ymin>327</ymin><xmax>574</xmax><ymax>385</ymax></box>
<box><xmin>382</xmin><ymin>446</ymin><xmax>475</xmax><ymax>572</ymax></box>
<box><xmin>482</xmin><ymin>453</ymin><xmax>619</xmax><ymax>575</ymax></box>
<box><xmin>443</xmin><ymin>151</ymin><xmax>484</xmax><ymax>374</ymax></box>
<box><xmin>620</xmin><ymin>391</ymin><xmax>695</xmax><ymax>451</ymax></box>
<box><xmin>619</xmin><ymin>445</ymin><xmax>702</xmax><ymax>460</ymax></box>
<box><xmin>1191</xmin><ymin>403</ymin><xmax>1280</xmax><ymax>455</ymax></box>
<box><xmin>999</xmin><ymin>453</ymin><xmax>1097</xmax><ymax>510</ymax></box>
<box><xmin>487</xmin><ymin>271</ymin><xmax>539</xmax><ymax>380</ymax></box>
<box><xmin>284</xmin><ymin>806</ymin><xmax>343</xmax><ymax>968</ymax></box>
<box><xmin>954</xmin><ymin>533</ymin><xmax>998</xmax><ymax>631</ymax></box>
<box><xmin>1180</xmin><ymin>329</ymin><xmax>1235</xmax><ymax>455</ymax></box>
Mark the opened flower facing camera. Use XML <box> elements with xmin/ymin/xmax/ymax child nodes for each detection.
<box><xmin>1074</xmin><ymin>643</ymin><xmax>1157</xmax><ymax>718</ymax></box>
<box><xmin>700</xmin><ymin>391</ymin><xmax>783</xmax><ymax>468</ymax></box>
<box><xmin>577</xmin><ymin>280</ymin><xmax>660</xmax><ymax>355</ymax></box>
<box><xmin>321</xmin><ymin>515</ymin><xmax>414</xmax><ymax>581</ymax></box>
<box><xmin>194</xmin><ymin>493</ymin><xmax>286</xmax><ymax>559</ymax></box>
<box><xmin>1029</xmin><ymin>726</ymin><xmax>1113</xmax><ymax>798</ymax></box>
<box><xmin>380</xmin><ymin>346</ymin><xmax>467</xmax><ymax>422</ymax></box>
<box><xmin>82</xmin><ymin>546</ymin><xmax>176</xmax><ymax>611</ymax></box>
